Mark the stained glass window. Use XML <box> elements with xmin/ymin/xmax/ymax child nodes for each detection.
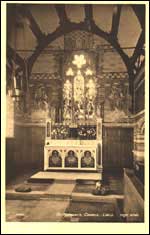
<box><xmin>74</xmin><ymin>70</ymin><xmax>85</xmax><ymax>120</ymax></box>
<box><xmin>63</xmin><ymin>80</ymin><xmax>72</xmax><ymax>120</ymax></box>
<box><xmin>63</xmin><ymin>54</ymin><xmax>96</xmax><ymax>122</ymax></box>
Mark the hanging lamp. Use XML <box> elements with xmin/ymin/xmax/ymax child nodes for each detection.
<box><xmin>11</xmin><ymin>6</ymin><xmax>24</xmax><ymax>102</ymax></box>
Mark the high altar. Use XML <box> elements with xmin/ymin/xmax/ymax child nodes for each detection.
<box><xmin>44</xmin><ymin>53</ymin><xmax>103</xmax><ymax>176</ymax></box>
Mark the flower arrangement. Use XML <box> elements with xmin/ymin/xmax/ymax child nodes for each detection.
<box><xmin>78</xmin><ymin>126</ymin><xmax>96</xmax><ymax>139</ymax></box>
<box><xmin>51</xmin><ymin>125</ymin><xmax>69</xmax><ymax>139</ymax></box>
<box><xmin>51</xmin><ymin>124</ymin><xmax>96</xmax><ymax>140</ymax></box>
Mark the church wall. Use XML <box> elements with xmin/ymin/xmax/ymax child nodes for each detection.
<box><xmin>134</xmin><ymin>64</ymin><xmax>145</xmax><ymax>114</ymax></box>
<box><xmin>21</xmin><ymin>33</ymin><xmax>130</xmax><ymax>124</ymax></box>
<box><xmin>14</xmin><ymin>125</ymin><xmax>45</xmax><ymax>169</ymax></box>
<box><xmin>6</xmin><ymin>116</ymin><xmax>45</xmax><ymax>182</ymax></box>
<box><xmin>6</xmin><ymin>31</ymin><xmax>134</xmax><ymax>180</ymax></box>
<box><xmin>6</xmin><ymin>77</ymin><xmax>16</xmax><ymax>182</ymax></box>
<box><xmin>132</xmin><ymin>64</ymin><xmax>145</xmax><ymax>183</ymax></box>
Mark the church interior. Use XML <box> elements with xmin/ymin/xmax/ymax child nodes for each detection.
<box><xmin>5</xmin><ymin>3</ymin><xmax>145</xmax><ymax>222</ymax></box>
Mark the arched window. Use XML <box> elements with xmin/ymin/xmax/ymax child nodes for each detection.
<box><xmin>63</xmin><ymin>53</ymin><xmax>96</xmax><ymax>122</ymax></box>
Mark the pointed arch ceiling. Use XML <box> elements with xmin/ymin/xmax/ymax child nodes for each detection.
<box><xmin>7</xmin><ymin>3</ymin><xmax>145</xmax><ymax>80</ymax></box>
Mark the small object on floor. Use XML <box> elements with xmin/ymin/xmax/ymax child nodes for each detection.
<box><xmin>100</xmin><ymin>185</ymin><xmax>109</xmax><ymax>195</ymax></box>
<box><xmin>92</xmin><ymin>188</ymin><xmax>101</xmax><ymax>195</ymax></box>
<box><xmin>15</xmin><ymin>184</ymin><xmax>32</xmax><ymax>193</ymax></box>
<box><xmin>92</xmin><ymin>181</ymin><xmax>110</xmax><ymax>196</ymax></box>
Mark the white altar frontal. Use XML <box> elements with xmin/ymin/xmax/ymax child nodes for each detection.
<box><xmin>44</xmin><ymin>119</ymin><xmax>103</xmax><ymax>174</ymax></box>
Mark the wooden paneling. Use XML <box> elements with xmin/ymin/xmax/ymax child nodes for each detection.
<box><xmin>6</xmin><ymin>138</ymin><xmax>15</xmax><ymax>183</ymax></box>
<box><xmin>134</xmin><ymin>80</ymin><xmax>145</xmax><ymax>113</ymax></box>
<box><xmin>6</xmin><ymin>125</ymin><xmax>45</xmax><ymax>178</ymax></box>
<box><xmin>102</xmin><ymin>127</ymin><xmax>133</xmax><ymax>169</ymax></box>
<box><xmin>124</xmin><ymin>169</ymin><xmax>144</xmax><ymax>222</ymax></box>
<box><xmin>6</xmin><ymin>125</ymin><xmax>134</xmax><ymax>183</ymax></box>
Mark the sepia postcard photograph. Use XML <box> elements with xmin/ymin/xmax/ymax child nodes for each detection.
<box><xmin>1</xmin><ymin>1</ymin><xmax>149</xmax><ymax>234</ymax></box>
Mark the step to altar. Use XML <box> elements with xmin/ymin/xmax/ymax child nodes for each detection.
<box><xmin>6</xmin><ymin>188</ymin><xmax>124</xmax><ymax>202</ymax></box>
<box><xmin>28</xmin><ymin>171</ymin><xmax>101</xmax><ymax>183</ymax></box>
<box><xmin>6</xmin><ymin>182</ymin><xmax>75</xmax><ymax>201</ymax></box>
<box><xmin>71</xmin><ymin>192</ymin><xmax>124</xmax><ymax>202</ymax></box>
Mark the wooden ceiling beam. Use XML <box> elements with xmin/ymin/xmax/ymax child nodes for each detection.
<box><xmin>27</xmin><ymin>19</ymin><xmax>135</xmax><ymax>106</ymax></box>
<box><xmin>91</xmin><ymin>22</ymin><xmax>131</xmax><ymax>70</ymax></box>
<box><xmin>28</xmin><ymin>20</ymin><xmax>132</xmax><ymax>77</ymax></box>
<box><xmin>111</xmin><ymin>5</ymin><xmax>122</xmax><ymax>38</ymax></box>
<box><xmin>84</xmin><ymin>4</ymin><xmax>94</xmax><ymax>31</ymax></box>
<box><xmin>131</xmin><ymin>30</ymin><xmax>145</xmax><ymax>64</ymax></box>
<box><xmin>7</xmin><ymin>44</ymin><xmax>25</xmax><ymax>69</ymax></box>
<box><xmin>132</xmin><ymin>5</ymin><xmax>145</xmax><ymax>30</ymax></box>
<box><xmin>84</xmin><ymin>4</ymin><xmax>93</xmax><ymax>21</ymax></box>
<box><xmin>54</xmin><ymin>5</ymin><xmax>68</xmax><ymax>25</ymax></box>
<box><xmin>18</xmin><ymin>5</ymin><xmax>45</xmax><ymax>42</ymax></box>
<box><xmin>28</xmin><ymin>21</ymin><xmax>85</xmax><ymax>73</ymax></box>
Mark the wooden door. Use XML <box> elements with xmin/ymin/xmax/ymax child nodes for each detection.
<box><xmin>102</xmin><ymin>127</ymin><xmax>133</xmax><ymax>169</ymax></box>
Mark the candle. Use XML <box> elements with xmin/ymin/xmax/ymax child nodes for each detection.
<box><xmin>13</xmin><ymin>76</ymin><xmax>17</xmax><ymax>89</ymax></box>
